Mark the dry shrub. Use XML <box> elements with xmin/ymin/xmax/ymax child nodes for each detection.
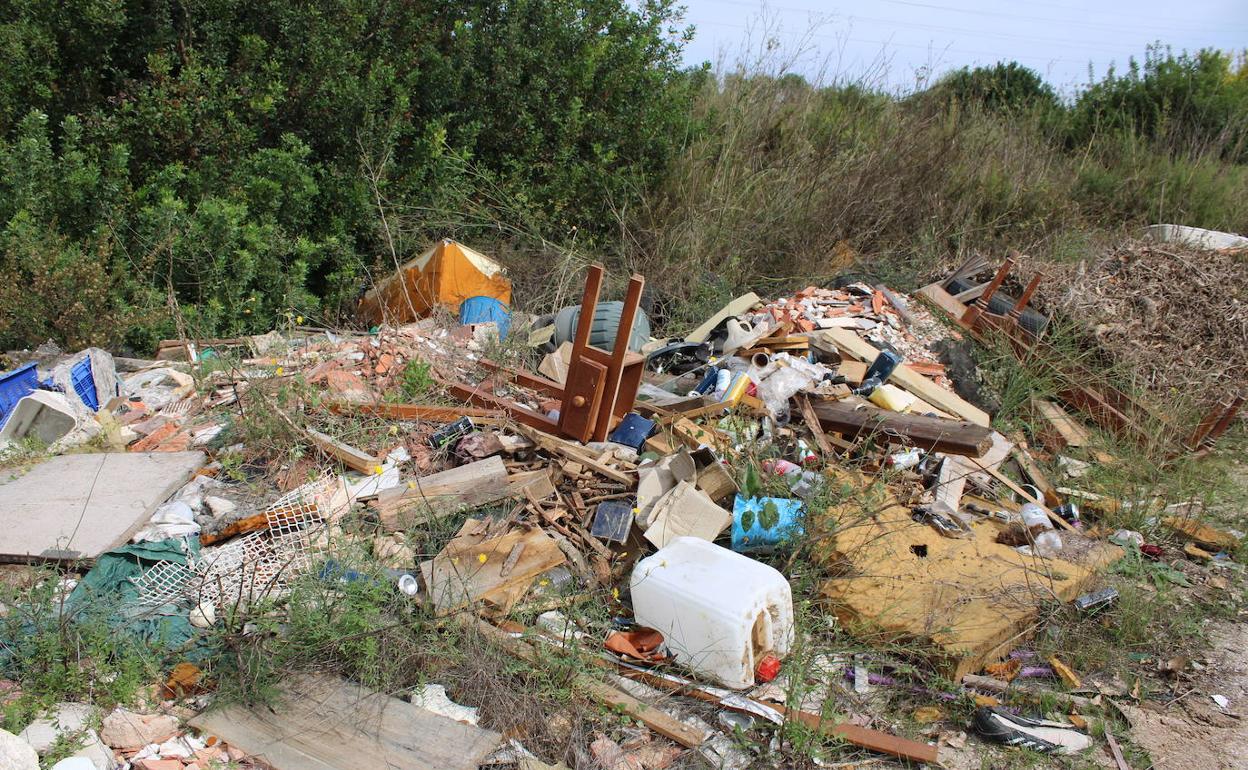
<box><xmin>1032</xmin><ymin>240</ymin><xmax>1248</xmax><ymax>399</ymax></box>
<box><xmin>618</xmin><ymin>72</ymin><xmax>1082</xmax><ymax>329</ymax></box>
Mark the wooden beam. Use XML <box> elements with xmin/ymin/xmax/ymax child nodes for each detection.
<box><xmin>304</xmin><ymin>428</ymin><xmax>379</xmax><ymax>475</ymax></box>
<box><xmin>374</xmin><ymin>456</ymin><xmax>511</xmax><ymax>527</ymax></box>
<box><xmin>810</xmin><ymin>399</ymin><xmax>993</xmax><ymax>457</ymax></box>
<box><xmin>511</xmin><ymin>424</ymin><xmax>635</xmax><ymax>486</ymax></box>
<box><xmin>327</xmin><ymin>401</ymin><xmax>504</xmax><ymax>422</ymax></box>
<box><xmin>443</xmin><ymin>379</ymin><xmax>560</xmax><ymax>434</ymax></box>
<box><xmin>815</xmin><ymin>328</ymin><xmax>991</xmax><ymax>426</ymax></box>
<box><xmin>798</xmin><ymin>396</ymin><xmax>836</xmax><ymax>458</ymax></box>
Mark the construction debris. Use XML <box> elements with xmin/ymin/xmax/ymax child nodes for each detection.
<box><xmin>0</xmin><ymin>248</ymin><xmax>1241</xmax><ymax>770</ymax></box>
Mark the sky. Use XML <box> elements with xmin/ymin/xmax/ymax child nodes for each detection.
<box><xmin>674</xmin><ymin>0</ymin><xmax>1248</xmax><ymax>95</ymax></box>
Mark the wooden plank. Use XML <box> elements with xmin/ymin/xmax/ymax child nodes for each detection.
<box><xmin>811</xmin><ymin>399</ymin><xmax>993</xmax><ymax>457</ymax></box>
<box><xmin>442</xmin><ymin>379</ymin><xmax>561</xmax><ymax>435</ymax></box>
<box><xmin>837</xmin><ymin>360</ymin><xmax>870</xmax><ymax>384</ymax></box>
<box><xmin>798</xmin><ymin>396</ymin><xmax>835</xmax><ymax>457</ymax></box>
<box><xmin>424</xmin><ymin>526</ymin><xmax>565</xmax><ymax>615</ymax></box>
<box><xmin>189</xmin><ymin>673</ymin><xmax>501</xmax><ymax>770</ymax></box>
<box><xmin>816</xmin><ymin>328</ymin><xmax>990</xmax><ymax>426</ymax></box>
<box><xmin>327</xmin><ymin>401</ymin><xmax>504</xmax><ymax>422</ymax></box>
<box><xmin>1162</xmin><ymin>516</ymin><xmax>1240</xmax><ymax>551</ymax></box>
<box><xmin>512</xmin><ymin>424</ymin><xmax>635</xmax><ymax>486</ymax></box>
<box><xmin>669</xmin><ymin>417</ymin><xmax>733</xmax><ymax>452</ymax></box>
<box><xmin>918</xmin><ymin>282</ymin><xmax>963</xmax><ymax>321</ymax></box>
<box><xmin>305</xmin><ymin>428</ymin><xmax>379</xmax><ymax>475</ymax></box>
<box><xmin>375</xmin><ymin>456</ymin><xmax>510</xmax><ymax>527</ymax></box>
<box><xmin>579</xmin><ymin>680</ymin><xmax>706</xmax><ymax>748</ymax></box>
<box><xmin>685</xmin><ymin>292</ymin><xmax>762</xmax><ymax>343</ymax></box>
<box><xmin>1105</xmin><ymin>730</ymin><xmax>1131</xmax><ymax>770</ymax></box>
<box><xmin>782</xmin><ymin>707</ymin><xmax>940</xmax><ymax>765</ymax></box>
<box><xmin>1032</xmin><ymin>399</ymin><xmax>1091</xmax><ymax>448</ymax></box>
<box><xmin>201</xmin><ymin>510</ymin><xmax>268</xmax><ymax>546</ymax></box>
<box><xmin>663</xmin><ymin>401</ymin><xmax>728</xmax><ymax>423</ymax></box>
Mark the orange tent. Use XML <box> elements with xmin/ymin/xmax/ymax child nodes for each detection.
<box><xmin>357</xmin><ymin>239</ymin><xmax>512</xmax><ymax>325</ymax></box>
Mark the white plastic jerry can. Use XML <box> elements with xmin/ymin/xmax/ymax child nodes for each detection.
<box><xmin>630</xmin><ymin>536</ymin><xmax>794</xmax><ymax>689</ymax></box>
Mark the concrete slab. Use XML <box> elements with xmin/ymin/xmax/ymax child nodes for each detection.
<box><xmin>0</xmin><ymin>451</ymin><xmax>205</xmax><ymax>562</ymax></box>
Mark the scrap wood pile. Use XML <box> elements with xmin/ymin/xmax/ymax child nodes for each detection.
<box><xmin>0</xmin><ymin>239</ymin><xmax>1243</xmax><ymax>770</ymax></box>
<box><xmin>1030</xmin><ymin>238</ymin><xmax>1248</xmax><ymax>397</ymax></box>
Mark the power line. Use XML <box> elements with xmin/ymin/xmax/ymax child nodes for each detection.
<box><xmin>688</xmin><ymin>17</ymin><xmax>1097</xmax><ymax>67</ymax></box>
<box><xmin>695</xmin><ymin>0</ymin><xmax>1248</xmax><ymax>38</ymax></box>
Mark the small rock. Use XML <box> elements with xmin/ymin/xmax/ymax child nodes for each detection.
<box><xmin>0</xmin><ymin>728</ymin><xmax>38</xmax><ymax>770</ymax></box>
<box><xmin>188</xmin><ymin>602</ymin><xmax>216</xmax><ymax>629</ymax></box>
<box><xmin>17</xmin><ymin>702</ymin><xmax>92</xmax><ymax>752</ymax></box>
<box><xmin>70</xmin><ymin>731</ymin><xmax>118</xmax><ymax>770</ymax></box>
<box><xmin>203</xmin><ymin>496</ymin><xmax>236</xmax><ymax>516</ymax></box>
<box><xmin>50</xmin><ymin>758</ymin><xmax>96</xmax><ymax>770</ymax></box>
<box><xmin>1213</xmin><ymin>694</ymin><xmax>1230</xmax><ymax>711</ymax></box>
<box><xmin>99</xmin><ymin>709</ymin><xmax>178</xmax><ymax>750</ymax></box>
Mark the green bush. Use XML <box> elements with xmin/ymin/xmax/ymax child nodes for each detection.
<box><xmin>0</xmin><ymin>0</ymin><xmax>693</xmax><ymax>350</ymax></box>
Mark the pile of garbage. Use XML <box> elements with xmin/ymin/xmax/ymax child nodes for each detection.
<box><xmin>0</xmin><ymin>237</ymin><xmax>1240</xmax><ymax>770</ymax></box>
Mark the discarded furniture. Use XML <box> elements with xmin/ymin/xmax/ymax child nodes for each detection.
<box><xmin>917</xmin><ymin>257</ymin><xmax>1243</xmax><ymax>456</ymax></box>
<box><xmin>448</xmin><ymin>263</ymin><xmax>646</xmax><ymax>443</ymax></box>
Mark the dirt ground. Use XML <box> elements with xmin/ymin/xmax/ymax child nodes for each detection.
<box><xmin>1119</xmin><ymin>620</ymin><xmax>1248</xmax><ymax>770</ymax></box>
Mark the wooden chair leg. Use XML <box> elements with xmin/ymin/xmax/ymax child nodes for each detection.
<box><xmin>592</xmin><ymin>273</ymin><xmax>645</xmax><ymax>441</ymax></box>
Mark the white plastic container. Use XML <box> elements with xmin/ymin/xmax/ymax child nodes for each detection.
<box><xmin>630</xmin><ymin>536</ymin><xmax>793</xmax><ymax>689</ymax></box>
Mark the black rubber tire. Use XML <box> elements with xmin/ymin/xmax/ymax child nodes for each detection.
<box><xmin>553</xmin><ymin>301</ymin><xmax>651</xmax><ymax>352</ymax></box>
<box><xmin>946</xmin><ymin>278</ymin><xmax>1048</xmax><ymax>336</ymax></box>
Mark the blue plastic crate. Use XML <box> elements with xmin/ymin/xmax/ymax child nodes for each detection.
<box><xmin>0</xmin><ymin>362</ymin><xmax>39</xmax><ymax>427</ymax></box>
<box><xmin>70</xmin><ymin>357</ymin><xmax>101</xmax><ymax>411</ymax></box>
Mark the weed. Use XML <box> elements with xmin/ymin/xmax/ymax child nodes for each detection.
<box><xmin>391</xmin><ymin>359</ymin><xmax>434</xmax><ymax>403</ymax></box>
<box><xmin>0</xmin><ymin>571</ymin><xmax>161</xmax><ymax>733</ymax></box>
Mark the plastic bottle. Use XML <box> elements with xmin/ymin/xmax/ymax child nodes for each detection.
<box><xmin>1020</xmin><ymin>503</ymin><xmax>1050</xmax><ymax>530</ymax></box>
<box><xmin>1020</xmin><ymin>503</ymin><xmax>1062</xmax><ymax>556</ymax></box>
<box><xmin>397</xmin><ymin>573</ymin><xmax>420</xmax><ymax>596</ymax></box>
<box><xmin>712</xmin><ymin>368</ymin><xmax>733</xmax><ymax>400</ymax></box>
<box><xmin>761</xmin><ymin>458</ymin><xmax>820</xmax><ymax>499</ymax></box>
<box><xmin>887</xmin><ymin>448</ymin><xmax>923</xmax><ymax>469</ymax></box>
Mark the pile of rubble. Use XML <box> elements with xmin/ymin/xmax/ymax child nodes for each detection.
<box><xmin>0</xmin><ymin>239</ymin><xmax>1241</xmax><ymax>770</ymax></box>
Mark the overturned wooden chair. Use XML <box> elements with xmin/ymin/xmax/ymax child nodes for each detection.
<box><xmin>447</xmin><ymin>264</ymin><xmax>645</xmax><ymax>443</ymax></box>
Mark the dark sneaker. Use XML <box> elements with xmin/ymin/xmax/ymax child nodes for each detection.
<box><xmin>973</xmin><ymin>707</ymin><xmax>1092</xmax><ymax>754</ymax></box>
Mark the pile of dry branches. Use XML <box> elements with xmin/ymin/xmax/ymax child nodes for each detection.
<box><xmin>1035</xmin><ymin>239</ymin><xmax>1248</xmax><ymax>397</ymax></box>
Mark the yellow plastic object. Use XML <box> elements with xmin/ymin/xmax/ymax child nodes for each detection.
<box><xmin>868</xmin><ymin>382</ymin><xmax>917</xmax><ymax>413</ymax></box>
<box><xmin>720</xmin><ymin>372</ymin><xmax>750</xmax><ymax>406</ymax></box>
<box><xmin>357</xmin><ymin>239</ymin><xmax>512</xmax><ymax>325</ymax></box>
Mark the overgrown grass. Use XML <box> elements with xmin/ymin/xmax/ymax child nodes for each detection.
<box><xmin>0</xmin><ymin>570</ymin><xmax>162</xmax><ymax>733</ymax></box>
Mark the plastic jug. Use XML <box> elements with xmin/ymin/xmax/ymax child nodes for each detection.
<box><xmin>630</xmin><ymin>537</ymin><xmax>794</xmax><ymax>689</ymax></box>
